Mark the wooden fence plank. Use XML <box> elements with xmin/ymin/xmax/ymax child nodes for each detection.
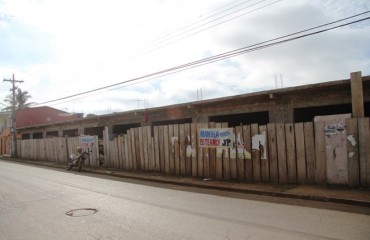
<box><xmin>276</xmin><ymin>123</ymin><xmax>288</xmax><ymax>184</ymax></box>
<box><xmin>168</xmin><ymin>125</ymin><xmax>175</xmax><ymax>174</ymax></box>
<box><xmin>173</xmin><ymin>124</ymin><xmax>180</xmax><ymax>175</ymax></box>
<box><xmin>285</xmin><ymin>123</ymin><xmax>297</xmax><ymax>183</ymax></box>
<box><xmin>346</xmin><ymin>118</ymin><xmax>360</xmax><ymax>187</ymax></box>
<box><xmin>134</xmin><ymin>128</ymin><xmax>141</xmax><ymax>170</ymax></box>
<box><xmin>144</xmin><ymin>126</ymin><xmax>150</xmax><ymax>170</ymax></box>
<box><xmin>131</xmin><ymin>129</ymin><xmax>138</xmax><ymax>170</ymax></box>
<box><xmin>122</xmin><ymin>135</ymin><xmax>128</xmax><ymax>170</ymax></box>
<box><xmin>221</xmin><ymin>122</ymin><xmax>230</xmax><ymax>180</ymax></box>
<box><xmin>196</xmin><ymin>123</ymin><xmax>206</xmax><ymax>178</ymax></box>
<box><xmin>243</xmin><ymin>125</ymin><xmax>252</xmax><ymax>181</ymax></box>
<box><xmin>208</xmin><ymin>122</ymin><xmax>216</xmax><ymax>178</ymax></box>
<box><xmin>148</xmin><ymin>131</ymin><xmax>153</xmax><ymax>171</ymax></box>
<box><xmin>163</xmin><ymin>125</ymin><xmax>170</xmax><ymax>174</ymax></box>
<box><xmin>259</xmin><ymin>125</ymin><xmax>269</xmax><ymax>182</ymax></box>
<box><xmin>295</xmin><ymin>123</ymin><xmax>307</xmax><ymax>184</ymax></box>
<box><xmin>215</xmin><ymin>122</ymin><xmax>223</xmax><ymax>180</ymax></box>
<box><xmin>229</xmin><ymin>127</ymin><xmax>238</xmax><ymax>180</ymax></box>
<box><xmin>202</xmin><ymin>124</ymin><xmax>210</xmax><ymax>178</ymax></box>
<box><xmin>267</xmin><ymin>123</ymin><xmax>278</xmax><ymax>183</ymax></box>
<box><xmin>315</xmin><ymin>121</ymin><xmax>326</xmax><ymax>185</ymax></box>
<box><xmin>179</xmin><ymin>124</ymin><xmax>186</xmax><ymax>175</ymax></box>
<box><xmin>153</xmin><ymin>126</ymin><xmax>160</xmax><ymax>172</ymax></box>
<box><xmin>158</xmin><ymin>126</ymin><xmax>165</xmax><ymax>173</ymax></box>
<box><xmin>358</xmin><ymin>118</ymin><xmax>370</xmax><ymax>187</ymax></box>
<box><xmin>251</xmin><ymin>123</ymin><xmax>261</xmax><ymax>181</ymax></box>
<box><xmin>304</xmin><ymin>122</ymin><xmax>316</xmax><ymax>184</ymax></box>
<box><xmin>118</xmin><ymin>135</ymin><xmax>124</xmax><ymax>169</ymax></box>
<box><xmin>235</xmin><ymin>125</ymin><xmax>245</xmax><ymax>181</ymax></box>
<box><xmin>138</xmin><ymin>127</ymin><xmax>144</xmax><ymax>170</ymax></box>
<box><xmin>127</xmin><ymin>130</ymin><xmax>132</xmax><ymax>170</ymax></box>
<box><xmin>190</xmin><ymin>123</ymin><xmax>198</xmax><ymax>177</ymax></box>
<box><xmin>184</xmin><ymin>124</ymin><xmax>192</xmax><ymax>176</ymax></box>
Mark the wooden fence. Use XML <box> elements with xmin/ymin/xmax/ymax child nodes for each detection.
<box><xmin>16</xmin><ymin>118</ymin><xmax>370</xmax><ymax>187</ymax></box>
<box><xmin>17</xmin><ymin>136</ymin><xmax>100</xmax><ymax>167</ymax></box>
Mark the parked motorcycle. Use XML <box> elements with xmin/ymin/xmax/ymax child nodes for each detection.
<box><xmin>67</xmin><ymin>147</ymin><xmax>90</xmax><ymax>172</ymax></box>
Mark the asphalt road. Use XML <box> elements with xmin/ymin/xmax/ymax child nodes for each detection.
<box><xmin>0</xmin><ymin>160</ymin><xmax>369</xmax><ymax>240</ymax></box>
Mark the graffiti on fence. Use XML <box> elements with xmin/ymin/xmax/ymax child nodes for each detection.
<box><xmin>252</xmin><ymin>132</ymin><xmax>267</xmax><ymax>160</ymax></box>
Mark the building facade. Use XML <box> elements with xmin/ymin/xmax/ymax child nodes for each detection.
<box><xmin>17</xmin><ymin>72</ymin><xmax>370</xmax><ymax>140</ymax></box>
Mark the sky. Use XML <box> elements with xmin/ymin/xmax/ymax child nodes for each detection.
<box><xmin>0</xmin><ymin>0</ymin><xmax>369</xmax><ymax>116</ymax></box>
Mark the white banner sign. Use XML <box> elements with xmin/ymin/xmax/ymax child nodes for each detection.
<box><xmin>80</xmin><ymin>136</ymin><xmax>95</xmax><ymax>148</ymax></box>
<box><xmin>199</xmin><ymin>128</ymin><xmax>234</xmax><ymax>148</ymax></box>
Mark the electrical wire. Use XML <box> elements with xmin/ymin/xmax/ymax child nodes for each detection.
<box><xmin>35</xmin><ymin>13</ymin><xmax>370</xmax><ymax>106</ymax></box>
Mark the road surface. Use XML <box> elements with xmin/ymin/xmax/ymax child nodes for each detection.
<box><xmin>0</xmin><ymin>160</ymin><xmax>369</xmax><ymax>240</ymax></box>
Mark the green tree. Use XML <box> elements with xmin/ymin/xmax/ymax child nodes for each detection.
<box><xmin>2</xmin><ymin>88</ymin><xmax>35</xmax><ymax>111</ymax></box>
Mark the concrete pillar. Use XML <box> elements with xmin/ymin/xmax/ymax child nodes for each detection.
<box><xmin>77</xmin><ymin>126</ymin><xmax>84</xmax><ymax>136</ymax></box>
<box><xmin>350</xmin><ymin>71</ymin><xmax>364</xmax><ymax>118</ymax></box>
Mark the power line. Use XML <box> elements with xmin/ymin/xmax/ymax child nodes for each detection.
<box><xmin>31</xmin><ymin>0</ymin><xmax>272</xmax><ymax>100</ymax></box>
<box><xmin>35</xmin><ymin>13</ymin><xmax>370</xmax><ymax>106</ymax></box>
<box><xmin>121</xmin><ymin>0</ymin><xmax>280</xmax><ymax>63</ymax></box>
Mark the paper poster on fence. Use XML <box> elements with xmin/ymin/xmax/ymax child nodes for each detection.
<box><xmin>80</xmin><ymin>136</ymin><xmax>95</xmax><ymax>148</ymax></box>
<box><xmin>252</xmin><ymin>133</ymin><xmax>266</xmax><ymax>160</ymax></box>
<box><xmin>199</xmin><ymin>128</ymin><xmax>234</xmax><ymax>148</ymax></box>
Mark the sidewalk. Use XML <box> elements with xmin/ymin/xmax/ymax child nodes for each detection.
<box><xmin>3</xmin><ymin>158</ymin><xmax>370</xmax><ymax>207</ymax></box>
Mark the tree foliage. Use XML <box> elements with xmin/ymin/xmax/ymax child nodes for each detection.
<box><xmin>2</xmin><ymin>88</ymin><xmax>35</xmax><ymax>111</ymax></box>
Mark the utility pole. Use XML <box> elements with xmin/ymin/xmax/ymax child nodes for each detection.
<box><xmin>3</xmin><ymin>74</ymin><xmax>24</xmax><ymax>157</ymax></box>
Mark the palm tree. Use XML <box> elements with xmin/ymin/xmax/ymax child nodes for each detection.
<box><xmin>2</xmin><ymin>88</ymin><xmax>35</xmax><ymax>111</ymax></box>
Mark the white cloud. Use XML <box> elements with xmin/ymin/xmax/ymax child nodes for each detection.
<box><xmin>0</xmin><ymin>0</ymin><xmax>369</xmax><ymax>115</ymax></box>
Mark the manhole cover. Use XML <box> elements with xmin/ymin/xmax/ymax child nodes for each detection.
<box><xmin>66</xmin><ymin>208</ymin><xmax>98</xmax><ymax>217</ymax></box>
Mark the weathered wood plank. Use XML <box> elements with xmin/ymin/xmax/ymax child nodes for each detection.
<box><xmin>235</xmin><ymin>125</ymin><xmax>245</xmax><ymax>181</ymax></box>
<box><xmin>304</xmin><ymin>122</ymin><xmax>316</xmax><ymax>184</ymax></box>
<box><xmin>222</xmin><ymin>122</ymin><xmax>230</xmax><ymax>180</ymax></box>
<box><xmin>229</xmin><ymin>127</ymin><xmax>238</xmax><ymax>180</ymax></box>
<box><xmin>123</xmin><ymin>134</ymin><xmax>128</xmax><ymax>170</ymax></box>
<box><xmin>190</xmin><ymin>123</ymin><xmax>198</xmax><ymax>177</ymax></box>
<box><xmin>179</xmin><ymin>124</ymin><xmax>186</xmax><ymax>175</ymax></box>
<box><xmin>208</xmin><ymin>122</ymin><xmax>216</xmax><ymax>178</ymax></box>
<box><xmin>146</xmin><ymin>126</ymin><xmax>153</xmax><ymax>171</ymax></box>
<box><xmin>295</xmin><ymin>123</ymin><xmax>307</xmax><ymax>184</ymax></box>
<box><xmin>184</xmin><ymin>123</ymin><xmax>192</xmax><ymax>176</ymax></box>
<box><xmin>215</xmin><ymin>122</ymin><xmax>223</xmax><ymax>180</ymax></box>
<box><xmin>168</xmin><ymin>124</ymin><xmax>175</xmax><ymax>174</ymax></box>
<box><xmin>163</xmin><ymin>125</ymin><xmax>170</xmax><ymax>174</ymax></box>
<box><xmin>276</xmin><ymin>123</ymin><xmax>288</xmax><ymax>184</ymax></box>
<box><xmin>153</xmin><ymin>126</ymin><xmax>160</xmax><ymax>172</ymax></box>
<box><xmin>197</xmin><ymin>123</ymin><xmax>206</xmax><ymax>177</ymax></box>
<box><xmin>314</xmin><ymin>121</ymin><xmax>326</xmax><ymax>185</ymax></box>
<box><xmin>358</xmin><ymin>118</ymin><xmax>370</xmax><ymax>187</ymax></box>
<box><xmin>173</xmin><ymin>124</ymin><xmax>180</xmax><ymax>175</ymax></box>
<box><xmin>127</xmin><ymin>130</ymin><xmax>132</xmax><ymax>170</ymax></box>
<box><xmin>144</xmin><ymin>126</ymin><xmax>150</xmax><ymax>170</ymax></box>
<box><xmin>346</xmin><ymin>118</ymin><xmax>359</xmax><ymax>187</ymax></box>
<box><xmin>267</xmin><ymin>123</ymin><xmax>278</xmax><ymax>183</ymax></box>
<box><xmin>259</xmin><ymin>125</ymin><xmax>269</xmax><ymax>182</ymax></box>
<box><xmin>251</xmin><ymin>123</ymin><xmax>261</xmax><ymax>181</ymax></box>
<box><xmin>138</xmin><ymin>127</ymin><xmax>144</xmax><ymax>170</ymax></box>
<box><xmin>131</xmin><ymin>128</ymin><xmax>138</xmax><ymax>170</ymax></box>
<box><xmin>158</xmin><ymin>126</ymin><xmax>165</xmax><ymax>173</ymax></box>
<box><xmin>242</xmin><ymin>125</ymin><xmax>252</xmax><ymax>181</ymax></box>
<box><xmin>201</xmin><ymin>123</ymin><xmax>210</xmax><ymax>178</ymax></box>
<box><xmin>285</xmin><ymin>123</ymin><xmax>297</xmax><ymax>183</ymax></box>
